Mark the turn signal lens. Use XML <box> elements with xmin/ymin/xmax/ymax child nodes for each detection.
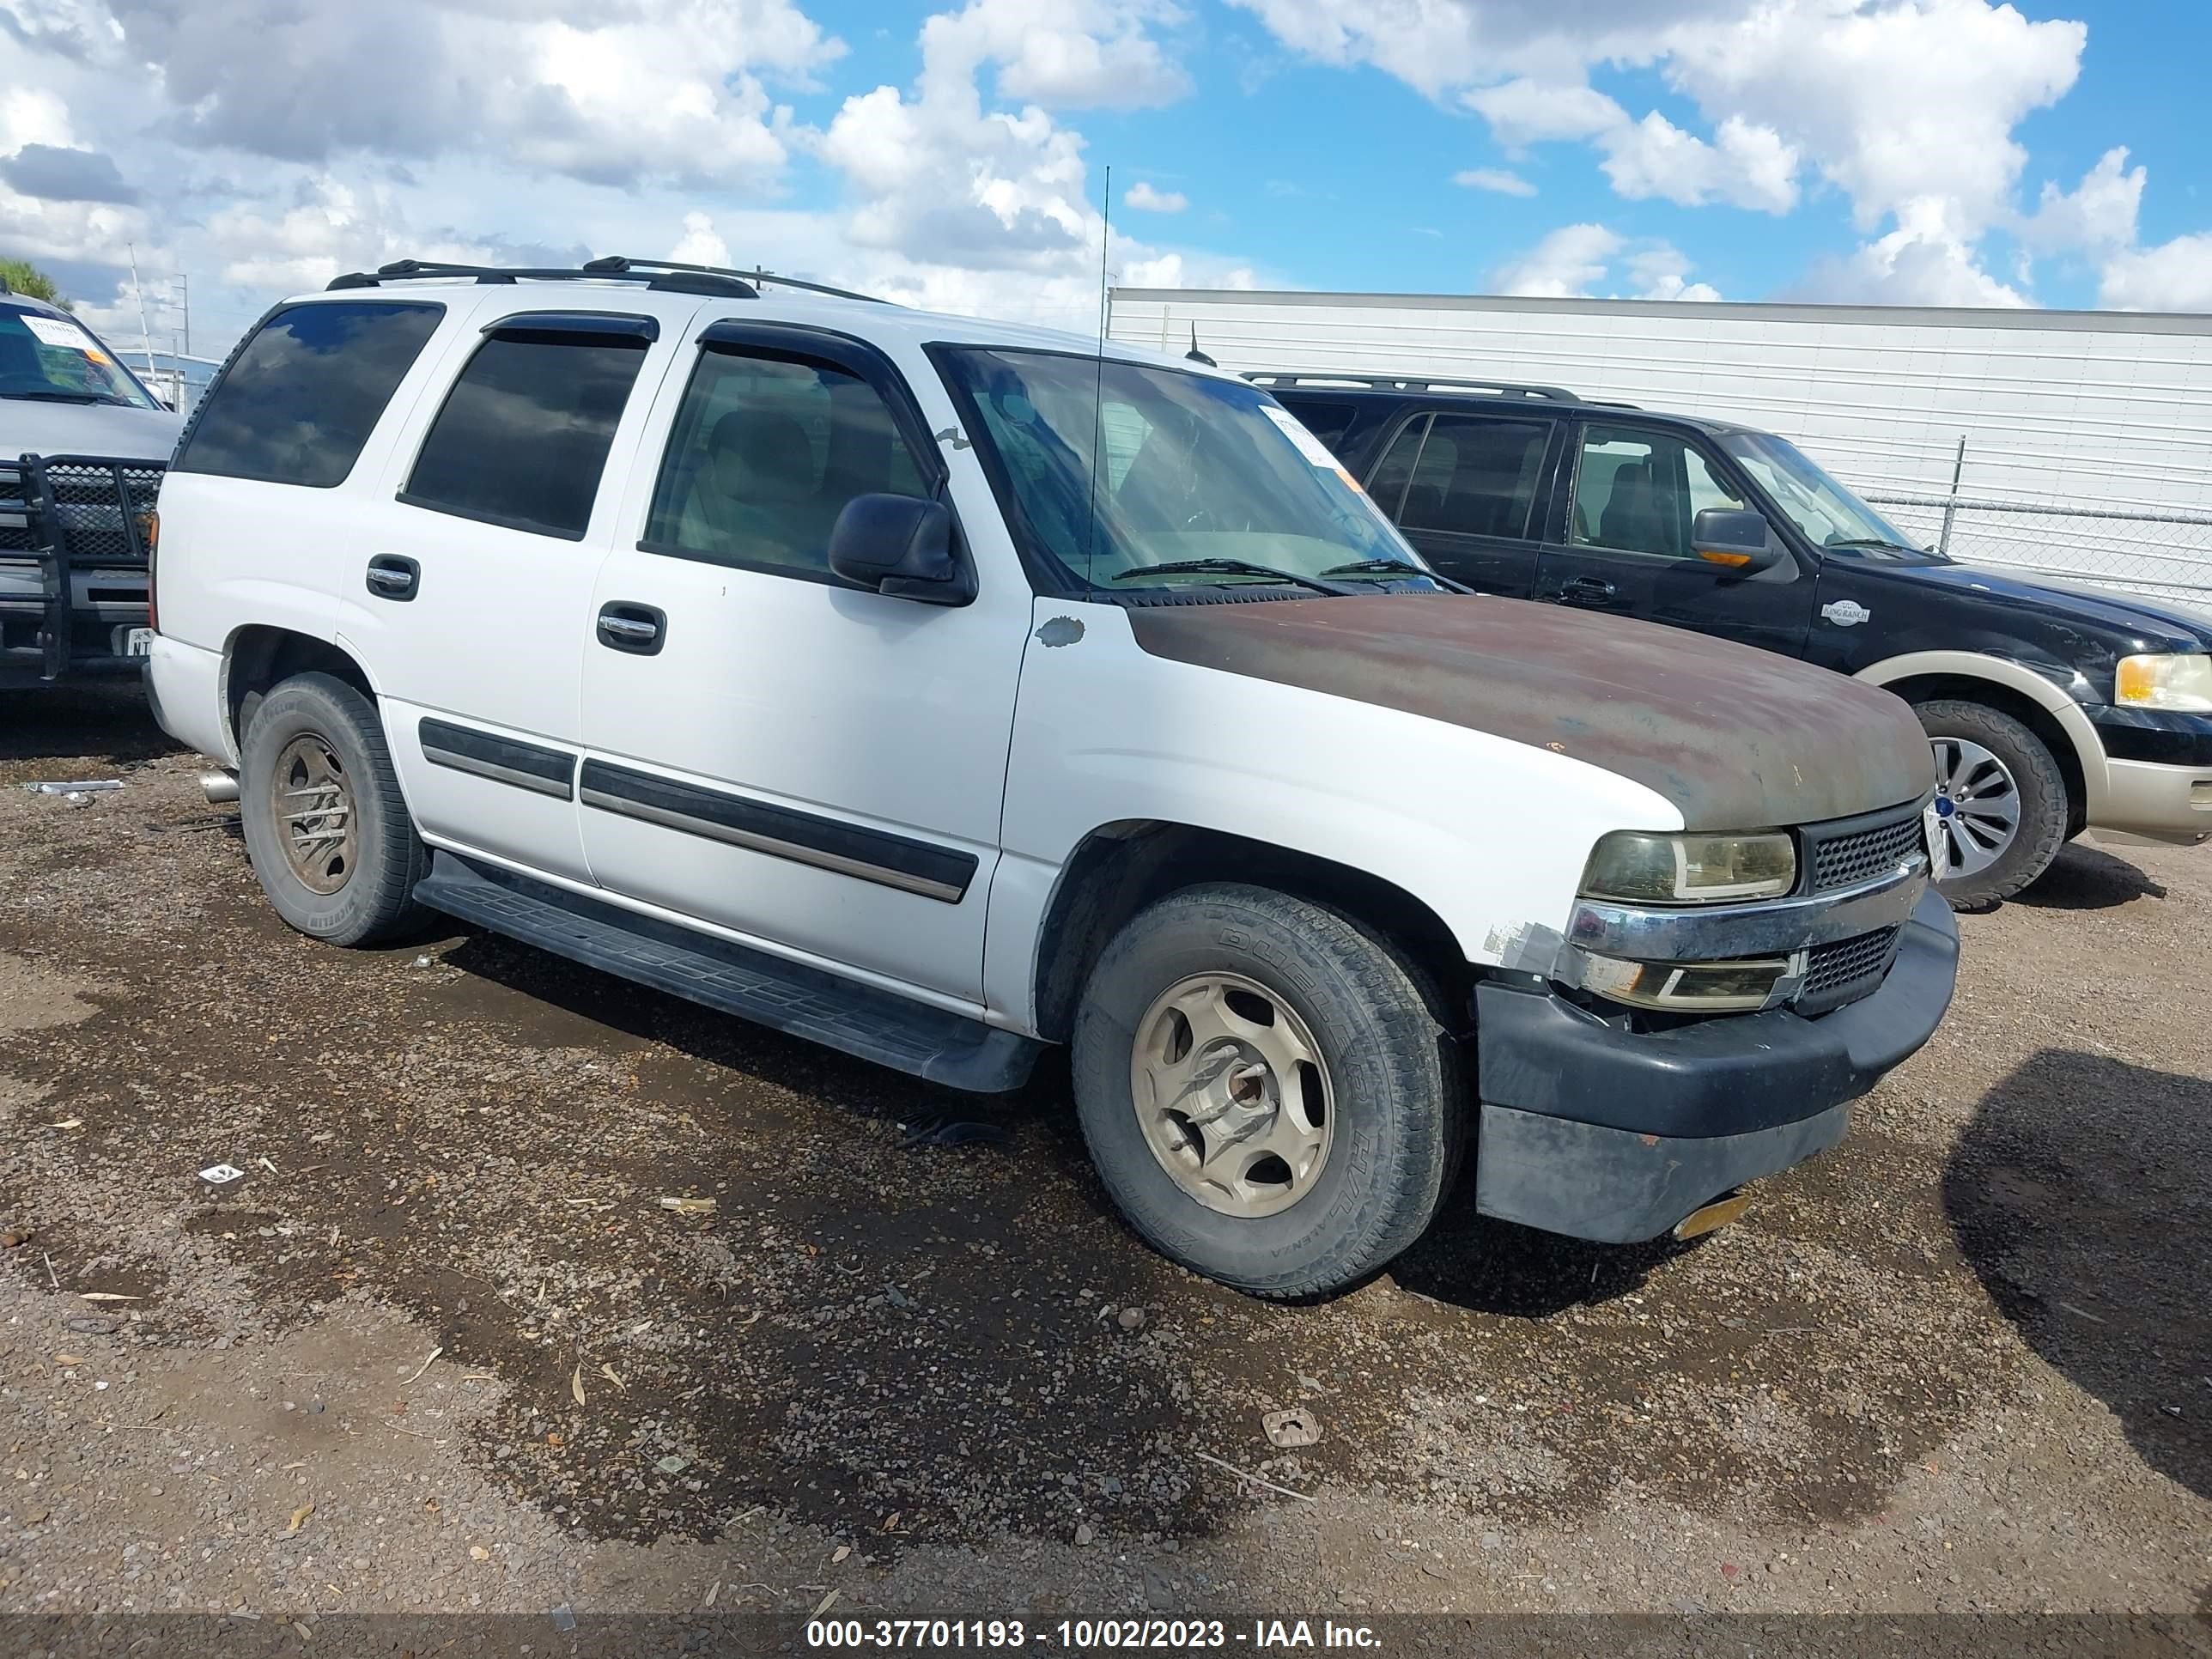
<box><xmin>2115</xmin><ymin>653</ymin><xmax>2212</xmax><ymax>713</ymax></box>
<box><xmin>144</xmin><ymin>509</ymin><xmax>160</xmax><ymax>634</ymax></box>
<box><xmin>1577</xmin><ymin>953</ymin><xmax>1791</xmax><ymax>1012</ymax></box>
<box><xmin>1580</xmin><ymin>830</ymin><xmax>1797</xmax><ymax>905</ymax></box>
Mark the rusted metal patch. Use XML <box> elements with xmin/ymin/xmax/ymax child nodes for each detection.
<box><xmin>1127</xmin><ymin>596</ymin><xmax>1932</xmax><ymax>829</ymax></box>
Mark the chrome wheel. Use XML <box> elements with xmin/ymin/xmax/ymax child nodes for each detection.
<box><xmin>1129</xmin><ymin>972</ymin><xmax>1334</xmax><ymax>1219</ymax></box>
<box><xmin>269</xmin><ymin>733</ymin><xmax>356</xmax><ymax>895</ymax></box>
<box><xmin>1929</xmin><ymin>735</ymin><xmax>2021</xmax><ymax>878</ymax></box>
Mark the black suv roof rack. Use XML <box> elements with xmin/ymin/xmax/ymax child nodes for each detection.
<box><xmin>589</xmin><ymin>256</ymin><xmax>892</xmax><ymax>306</ymax></box>
<box><xmin>1243</xmin><ymin>370</ymin><xmax>1582</xmax><ymax>402</ymax></box>
<box><xmin>329</xmin><ymin>258</ymin><xmax>758</xmax><ymax>297</ymax></box>
<box><xmin>327</xmin><ymin>256</ymin><xmax>894</xmax><ymax>307</ymax></box>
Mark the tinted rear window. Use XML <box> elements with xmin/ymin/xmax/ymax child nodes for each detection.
<box><xmin>174</xmin><ymin>302</ymin><xmax>444</xmax><ymax>487</ymax></box>
<box><xmin>399</xmin><ymin>333</ymin><xmax>648</xmax><ymax>540</ymax></box>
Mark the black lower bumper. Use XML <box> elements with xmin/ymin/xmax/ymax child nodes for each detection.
<box><xmin>1471</xmin><ymin>888</ymin><xmax>1960</xmax><ymax>1243</ymax></box>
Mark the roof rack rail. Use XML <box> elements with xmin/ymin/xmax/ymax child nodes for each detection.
<box><xmin>327</xmin><ymin>259</ymin><xmax>758</xmax><ymax>298</ymax></box>
<box><xmin>1242</xmin><ymin>370</ymin><xmax>1581</xmax><ymax>402</ymax></box>
<box><xmin>586</xmin><ymin>255</ymin><xmax>893</xmax><ymax>306</ymax></box>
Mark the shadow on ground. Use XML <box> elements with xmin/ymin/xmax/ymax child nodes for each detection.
<box><xmin>0</xmin><ymin>684</ymin><xmax>180</xmax><ymax>771</ymax></box>
<box><xmin>1944</xmin><ymin>1048</ymin><xmax>2211</xmax><ymax>1501</ymax></box>
<box><xmin>2013</xmin><ymin>842</ymin><xmax>2169</xmax><ymax>911</ymax></box>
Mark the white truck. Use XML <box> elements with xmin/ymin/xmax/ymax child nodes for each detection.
<box><xmin>2</xmin><ymin>285</ymin><xmax>181</xmax><ymax>686</ymax></box>
<box><xmin>143</xmin><ymin>258</ymin><xmax>1958</xmax><ymax>1297</ymax></box>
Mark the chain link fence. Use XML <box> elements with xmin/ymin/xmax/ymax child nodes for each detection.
<box><xmin>1856</xmin><ymin>439</ymin><xmax>2212</xmax><ymax>606</ymax></box>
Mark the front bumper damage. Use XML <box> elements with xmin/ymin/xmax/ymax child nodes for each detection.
<box><xmin>1470</xmin><ymin>887</ymin><xmax>1959</xmax><ymax>1243</ymax></box>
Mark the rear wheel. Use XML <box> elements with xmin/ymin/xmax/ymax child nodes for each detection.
<box><xmin>1915</xmin><ymin>697</ymin><xmax>2068</xmax><ymax>909</ymax></box>
<box><xmin>239</xmin><ymin>672</ymin><xmax>428</xmax><ymax>945</ymax></box>
<box><xmin>1071</xmin><ymin>883</ymin><xmax>1460</xmax><ymax>1298</ymax></box>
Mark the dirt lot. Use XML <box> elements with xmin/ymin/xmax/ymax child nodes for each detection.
<box><xmin>0</xmin><ymin>684</ymin><xmax>2207</xmax><ymax>1632</ymax></box>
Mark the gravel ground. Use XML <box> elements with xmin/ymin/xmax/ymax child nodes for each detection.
<box><xmin>0</xmin><ymin>684</ymin><xmax>2206</xmax><ymax>1629</ymax></box>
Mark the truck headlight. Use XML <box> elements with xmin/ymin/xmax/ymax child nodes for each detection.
<box><xmin>1580</xmin><ymin>830</ymin><xmax>1797</xmax><ymax>905</ymax></box>
<box><xmin>1577</xmin><ymin>953</ymin><xmax>1792</xmax><ymax>1012</ymax></box>
<box><xmin>2116</xmin><ymin>653</ymin><xmax>2212</xmax><ymax>713</ymax></box>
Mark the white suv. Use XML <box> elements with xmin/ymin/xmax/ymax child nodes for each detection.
<box><xmin>146</xmin><ymin>257</ymin><xmax>1959</xmax><ymax>1297</ymax></box>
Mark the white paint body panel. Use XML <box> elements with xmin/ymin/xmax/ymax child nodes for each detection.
<box><xmin>985</xmin><ymin>599</ymin><xmax>1680</xmax><ymax>1027</ymax></box>
<box><xmin>1110</xmin><ymin>289</ymin><xmax>2212</xmax><ymax>602</ymax></box>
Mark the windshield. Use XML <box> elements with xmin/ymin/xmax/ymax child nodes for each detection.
<box><xmin>938</xmin><ymin>348</ymin><xmax>1437</xmax><ymax>592</ymax></box>
<box><xmin>1722</xmin><ymin>432</ymin><xmax>1930</xmax><ymax>558</ymax></box>
<box><xmin>0</xmin><ymin>308</ymin><xmax>162</xmax><ymax>410</ymax></box>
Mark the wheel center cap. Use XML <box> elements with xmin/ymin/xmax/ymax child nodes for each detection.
<box><xmin>1935</xmin><ymin>797</ymin><xmax>1956</xmax><ymax>817</ymax></box>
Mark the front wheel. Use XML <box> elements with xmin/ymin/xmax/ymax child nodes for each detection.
<box><xmin>1916</xmin><ymin>698</ymin><xmax>2069</xmax><ymax>910</ymax></box>
<box><xmin>1071</xmin><ymin>884</ymin><xmax>1461</xmax><ymax>1298</ymax></box>
<box><xmin>239</xmin><ymin>672</ymin><xmax>429</xmax><ymax>946</ymax></box>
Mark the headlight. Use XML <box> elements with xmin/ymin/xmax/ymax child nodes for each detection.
<box><xmin>2116</xmin><ymin>653</ymin><xmax>2212</xmax><ymax>714</ymax></box>
<box><xmin>1580</xmin><ymin>830</ymin><xmax>1797</xmax><ymax>905</ymax></box>
<box><xmin>1577</xmin><ymin>953</ymin><xmax>1792</xmax><ymax>1012</ymax></box>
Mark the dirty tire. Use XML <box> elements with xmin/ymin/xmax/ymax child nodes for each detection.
<box><xmin>1916</xmin><ymin>697</ymin><xmax>2068</xmax><ymax>911</ymax></box>
<box><xmin>1072</xmin><ymin>884</ymin><xmax>1460</xmax><ymax>1298</ymax></box>
<box><xmin>240</xmin><ymin>672</ymin><xmax>428</xmax><ymax>946</ymax></box>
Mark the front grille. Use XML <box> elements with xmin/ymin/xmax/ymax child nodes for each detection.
<box><xmin>0</xmin><ymin>464</ymin><xmax>32</xmax><ymax>555</ymax></box>
<box><xmin>1798</xmin><ymin>926</ymin><xmax>1900</xmax><ymax>1015</ymax></box>
<box><xmin>36</xmin><ymin>460</ymin><xmax>162</xmax><ymax>567</ymax></box>
<box><xmin>1806</xmin><ymin>807</ymin><xmax>1925</xmax><ymax>893</ymax></box>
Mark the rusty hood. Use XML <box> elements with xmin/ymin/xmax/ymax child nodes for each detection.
<box><xmin>1127</xmin><ymin>594</ymin><xmax>1933</xmax><ymax>830</ymax></box>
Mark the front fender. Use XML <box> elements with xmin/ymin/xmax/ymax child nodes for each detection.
<box><xmin>1853</xmin><ymin>648</ymin><xmax>2110</xmax><ymax>817</ymax></box>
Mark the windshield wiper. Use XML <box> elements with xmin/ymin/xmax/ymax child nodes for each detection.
<box><xmin>1320</xmin><ymin>557</ymin><xmax>1474</xmax><ymax>593</ymax></box>
<box><xmin>1111</xmin><ymin>558</ymin><xmax>1352</xmax><ymax>597</ymax></box>
<box><xmin>0</xmin><ymin>389</ymin><xmax>130</xmax><ymax>406</ymax></box>
<box><xmin>1825</xmin><ymin>538</ymin><xmax>1919</xmax><ymax>552</ymax></box>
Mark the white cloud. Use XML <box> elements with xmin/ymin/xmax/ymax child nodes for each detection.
<box><xmin>1124</xmin><ymin>180</ymin><xmax>1188</xmax><ymax>213</ymax></box>
<box><xmin>1792</xmin><ymin>218</ymin><xmax>2028</xmax><ymax>307</ymax></box>
<box><xmin>1452</xmin><ymin>167</ymin><xmax>1534</xmax><ymax>198</ymax></box>
<box><xmin>1599</xmin><ymin>112</ymin><xmax>1798</xmax><ymax>215</ymax></box>
<box><xmin>2021</xmin><ymin>146</ymin><xmax>2143</xmax><ymax>254</ymax></box>
<box><xmin>100</xmin><ymin>0</ymin><xmax>845</xmax><ymax>191</ymax></box>
<box><xmin>1462</xmin><ymin>78</ymin><xmax>1626</xmax><ymax>148</ymax></box>
<box><xmin>1489</xmin><ymin>222</ymin><xmax>1721</xmax><ymax>301</ymax></box>
<box><xmin>2100</xmin><ymin>235</ymin><xmax>2212</xmax><ymax>313</ymax></box>
<box><xmin>924</xmin><ymin>0</ymin><xmax>1191</xmax><ymax>110</ymax></box>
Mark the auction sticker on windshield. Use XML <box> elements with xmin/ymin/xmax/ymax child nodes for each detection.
<box><xmin>20</xmin><ymin>314</ymin><xmax>96</xmax><ymax>352</ymax></box>
<box><xmin>1260</xmin><ymin>403</ymin><xmax>1345</xmax><ymax>469</ymax></box>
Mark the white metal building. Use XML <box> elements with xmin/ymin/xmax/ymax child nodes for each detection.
<box><xmin>1108</xmin><ymin>288</ymin><xmax>2212</xmax><ymax>604</ymax></box>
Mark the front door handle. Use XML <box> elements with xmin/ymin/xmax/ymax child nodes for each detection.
<box><xmin>1554</xmin><ymin>574</ymin><xmax>1617</xmax><ymax>607</ymax></box>
<box><xmin>365</xmin><ymin>555</ymin><xmax>420</xmax><ymax>601</ymax></box>
<box><xmin>597</xmin><ymin>601</ymin><xmax>665</xmax><ymax>656</ymax></box>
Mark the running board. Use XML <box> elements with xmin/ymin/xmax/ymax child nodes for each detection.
<box><xmin>413</xmin><ymin>852</ymin><xmax>1042</xmax><ymax>1093</ymax></box>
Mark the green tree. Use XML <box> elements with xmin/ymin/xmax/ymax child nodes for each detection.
<box><xmin>0</xmin><ymin>258</ymin><xmax>72</xmax><ymax>310</ymax></box>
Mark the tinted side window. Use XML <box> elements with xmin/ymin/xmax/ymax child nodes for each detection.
<box><xmin>175</xmin><ymin>301</ymin><xmax>443</xmax><ymax>488</ymax></box>
<box><xmin>401</xmin><ymin>333</ymin><xmax>648</xmax><ymax>540</ymax></box>
<box><xmin>1401</xmin><ymin>416</ymin><xmax>1549</xmax><ymax>539</ymax></box>
<box><xmin>642</xmin><ymin>349</ymin><xmax>927</xmax><ymax>580</ymax></box>
<box><xmin>1365</xmin><ymin>414</ymin><xmax>1430</xmax><ymax>519</ymax></box>
<box><xmin>1571</xmin><ymin>426</ymin><xmax>1746</xmax><ymax>561</ymax></box>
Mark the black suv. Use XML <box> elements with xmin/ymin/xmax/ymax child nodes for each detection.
<box><xmin>1264</xmin><ymin>372</ymin><xmax>2212</xmax><ymax>907</ymax></box>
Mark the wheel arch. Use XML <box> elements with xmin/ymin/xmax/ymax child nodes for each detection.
<box><xmin>1853</xmin><ymin>650</ymin><xmax>2106</xmax><ymax>830</ymax></box>
<box><xmin>1028</xmin><ymin>819</ymin><xmax>1470</xmax><ymax>1046</ymax></box>
<box><xmin>220</xmin><ymin>624</ymin><xmax>380</xmax><ymax>756</ymax></box>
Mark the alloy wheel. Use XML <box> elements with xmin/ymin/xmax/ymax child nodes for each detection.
<box><xmin>270</xmin><ymin>733</ymin><xmax>357</xmax><ymax>895</ymax></box>
<box><xmin>1129</xmin><ymin>972</ymin><xmax>1334</xmax><ymax>1218</ymax></box>
<box><xmin>1929</xmin><ymin>735</ymin><xmax>2021</xmax><ymax>878</ymax></box>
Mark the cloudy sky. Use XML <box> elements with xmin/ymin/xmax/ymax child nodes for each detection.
<box><xmin>3</xmin><ymin>0</ymin><xmax>2208</xmax><ymax>358</ymax></box>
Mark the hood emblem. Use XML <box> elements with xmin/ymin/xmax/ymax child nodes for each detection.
<box><xmin>1821</xmin><ymin>599</ymin><xmax>1872</xmax><ymax>628</ymax></box>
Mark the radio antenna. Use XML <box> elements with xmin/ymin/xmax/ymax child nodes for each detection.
<box><xmin>1083</xmin><ymin>163</ymin><xmax>1111</xmax><ymax>590</ymax></box>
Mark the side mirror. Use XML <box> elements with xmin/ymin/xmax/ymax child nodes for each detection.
<box><xmin>1691</xmin><ymin>507</ymin><xmax>1782</xmax><ymax>574</ymax></box>
<box><xmin>827</xmin><ymin>493</ymin><xmax>974</xmax><ymax>605</ymax></box>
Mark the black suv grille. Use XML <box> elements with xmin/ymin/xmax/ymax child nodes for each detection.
<box><xmin>1807</xmin><ymin>808</ymin><xmax>1925</xmax><ymax>893</ymax></box>
<box><xmin>0</xmin><ymin>464</ymin><xmax>32</xmax><ymax>555</ymax></box>
<box><xmin>1799</xmin><ymin>927</ymin><xmax>1900</xmax><ymax>1015</ymax></box>
<box><xmin>37</xmin><ymin>460</ymin><xmax>162</xmax><ymax>567</ymax></box>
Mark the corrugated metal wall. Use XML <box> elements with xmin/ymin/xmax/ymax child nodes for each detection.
<box><xmin>1110</xmin><ymin>290</ymin><xmax>2212</xmax><ymax>603</ymax></box>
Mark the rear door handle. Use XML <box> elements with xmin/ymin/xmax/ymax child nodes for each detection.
<box><xmin>597</xmin><ymin>601</ymin><xmax>665</xmax><ymax>655</ymax></box>
<box><xmin>365</xmin><ymin>555</ymin><xmax>420</xmax><ymax>601</ymax></box>
<box><xmin>1554</xmin><ymin>574</ymin><xmax>1617</xmax><ymax>606</ymax></box>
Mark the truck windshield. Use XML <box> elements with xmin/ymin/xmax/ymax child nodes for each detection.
<box><xmin>937</xmin><ymin>347</ymin><xmax>1438</xmax><ymax>593</ymax></box>
<box><xmin>0</xmin><ymin>308</ymin><xmax>161</xmax><ymax>410</ymax></box>
<box><xmin>1721</xmin><ymin>431</ymin><xmax>1934</xmax><ymax>559</ymax></box>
